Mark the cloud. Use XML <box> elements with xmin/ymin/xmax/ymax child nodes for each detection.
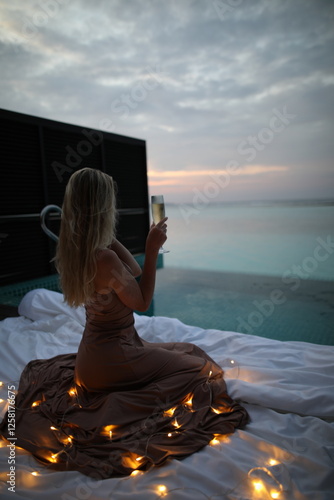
<box><xmin>149</xmin><ymin>164</ymin><xmax>288</xmax><ymax>182</ymax></box>
<box><xmin>0</xmin><ymin>0</ymin><xmax>333</xmax><ymax>201</ymax></box>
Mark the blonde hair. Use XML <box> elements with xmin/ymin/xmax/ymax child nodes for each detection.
<box><xmin>55</xmin><ymin>168</ymin><xmax>117</xmax><ymax>307</ymax></box>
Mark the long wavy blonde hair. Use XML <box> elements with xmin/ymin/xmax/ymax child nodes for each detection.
<box><xmin>55</xmin><ymin>168</ymin><xmax>117</xmax><ymax>307</ymax></box>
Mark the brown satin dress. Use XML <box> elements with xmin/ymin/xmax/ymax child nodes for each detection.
<box><xmin>0</xmin><ymin>288</ymin><xmax>249</xmax><ymax>479</ymax></box>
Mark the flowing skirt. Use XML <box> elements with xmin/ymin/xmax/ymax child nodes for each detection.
<box><xmin>0</xmin><ymin>336</ymin><xmax>249</xmax><ymax>479</ymax></box>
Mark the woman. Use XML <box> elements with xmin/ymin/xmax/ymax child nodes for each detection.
<box><xmin>0</xmin><ymin>168</ymin><xmax>248</xmax><ymax>479</ymax></box>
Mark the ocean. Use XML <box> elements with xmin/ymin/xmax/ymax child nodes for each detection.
<box><xmin>162</xmin><ymin>201</ymin><xmax>334</xmax><ymax>282</ymax></box>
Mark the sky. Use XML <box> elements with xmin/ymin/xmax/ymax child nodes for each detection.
<box><xmin>0</xmin><ymin>0</ymin><xmax>334</xmax><ymax>204</ymax></box>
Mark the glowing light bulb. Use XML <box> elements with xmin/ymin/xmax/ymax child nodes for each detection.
<box><xmin>101</xmin><ymin>424</ymin><xmax>116</xmax><ymax>438</ymax></box>
<box><xmin>184</xmin><ymin>394</ymin><xmax>193</xmax><ymax>406</ymax></box>
<box><xmin>0</xmin><ymin>399</ymin><xmax>4</xmax><ymax>403</ymax></box>
<box><xmin>157</xmin><ymin>484</ymin><xmax>167</xmax><ymax>496</ymax></box>
<box><xmin>50</xmin><ymin>426</ymin><xmax>58</xmax><ymax>431</ymax></box>
<box><xmin>31</xmin><ymin>400</ymin><xmax>41</xmax><ymax>407</ymax></box>
<box><xmin>209</xmin><ymin>370</ymin><xmax>213</xmax><ymax>377</ymax></box>
<box><xmin>167</xmin><ymin>432</ymin><xmax>172</xmax><ymax>437</ymax></box>
<box><xmin>0</xmin><ymin>381</ymin><xmax>3</xmax><ymax>387</ymax></box>
<box><xmin>230</xmin><ymin>359</ymin><xmax>235</xmax><ymax>364</ymax></box>
<box><xmin>164</xmin><ymin>406</ymin><xmax>176</xmax><ymax>417</ymax></box>
<box><xmin>172</xmin><ymin>418</ymin><xmax>180</xmax><ymax>429</ymax></box>
<box><xmin>253</xmin><ymin>480</ymin><xmax>263</xmax><ymax>491</ymax></box>
<box><xmin>66</xmin><ymin>436</ymin><xmax>73</xmax><ymax>445</ymax></box>
<box><xmin>135</xmin><ymin>456</ymin><xmax>144</xmax><ymax>462</ymax></box>
<box><xmin>210</xmin><ymin>437</ymin><xmax>220</xmax><ymax>445</ymax></box>
<box><xmin>211</xmin><ymin>407</ymin><xmax>221</xmax><ymax>414</ymax></box>
<box><xmin>131</xmin><ymin>470</ymin><xmax>142</xmax><ymax>477</ymax></box>
<box><xmin>269</xmin><ymin>458</ymin><xmax>279</xmax><ymax>466</ymax></box>
<box><xmin>68</xmin><ymin>388</ymin><xmax>77</xmax><ymax>396</ymax></box>
<box><xmin>31</xmin><ymin>471</ymin><xmax>39</xmax><ymax>476</ymax></box>
<box><xmin>271</xmin><ymin>491</ymin><xmax>280</xmax><ymax>499</ymax></box>
<box><xmin>50</xmin><ymin>450</ymin><xmax>63</xmax><ymax>463</ymax></box>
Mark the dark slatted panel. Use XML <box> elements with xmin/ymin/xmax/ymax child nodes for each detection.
<box><xmin>0</xmin><ymin>118</ymin><xmax>44</xmax><ymax>215</ymax></box>
<box><xmin>0</xmin><ymin>220</ymin><xmax>53</xmax><ymax>284</ymax></box>
<box><xmin>104</xmin><ymin>139</ymin><xmax>149</xmax><ymax>210</ymax></box>
<box><xmin>43</xmin><ymin>126</ymin><xmax>104</xmax><ymax>207</ymax></box>
<box><xmin>117</xmin><ymin>213</ymin><xmax>149</xmax><ymax>254</ymax></box>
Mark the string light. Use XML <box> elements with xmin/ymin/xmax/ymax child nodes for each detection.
<box><xmin>211</xmin><ymin>407</ymin><xmax>221</xmax><ymax>414</ymax></box>
<box><xmin>50</xmin><ymin>450</ymin><xmax>64</xmax><ymax>463</ymax></box>
<box><xmin>172</xmin><ymin>418</ymin><xmax>180</xmax><ymax>429</ymax></box>
<box><xmin>0</xmin><ymin>399</ymin><xmax>4</xmax><ymax>403</ymax></box>
<box><xmin>209</xmin><ymin>437</ymin><xmax>220</xmax><ymax>446</ymax></box>
<box><xmin>101</xmin><ymin>424</ymin><xmax>116</xmax><ymax>439</ymax></box>
<box><xmin>63</xmin><ymin>435</ymin><xmax>73</xmax><ymax>445</ymax></box>
<box><xmin>157</xmin><ymin>484</ymin><xmax>167</xmax><ymax>496</ymax></box>
<box><xmin>31</xmin><ymin>400</ymin><xmax>41</xmax><ymax>407</ymax></box>
<box><xmin>248</xmin><ymin>464</ymin><xmax>284</xmax><ymax>499</ymax></box>
<box><xmin>253</xmin><ymin>480</ymin><xmax>264</xmax><ymax>492</ymax></box>
<box><xmin>68</xmin><ymin>388</ymin><xmax>77</xmax><ymax>397</ymax></box>
<box><xmin>31</xmin><ymin>471</ymin><xmax>39</xmax><ymax>476</ymax></box>
<box><xmin>184</xmin><ymin>394</ymin><xmax>193</xmax><ymax>406</ymax></box>
<box><xmin>163</xmin><ymin>406</ymin><xmax>176</xmax><ymax>417</ymax></box>
<box><xmin>130</xmin><ymin>470</ymin><xmax>143</xmax><ymax>477</ymax></box>
<box><xmin>269</xmin><ymin>458</ymin><xmax>279</xmax><ymax>466</ymax></box>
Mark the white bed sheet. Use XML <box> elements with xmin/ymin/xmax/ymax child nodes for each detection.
<box><xmin>0</xmin><ymin>289</ymin><xmax>333</xmax><ymax>500</ymax></box>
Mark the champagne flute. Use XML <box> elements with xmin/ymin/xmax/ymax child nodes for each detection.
<box><xmin>151</xmin><ymin>195</ymin><xmax>169</xmax><ymax>254</ymax></box>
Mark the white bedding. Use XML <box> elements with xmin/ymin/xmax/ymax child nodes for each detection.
<box><xmin>0</xmin><ymin>289</ymin><xmax>333</xmax><ymax>499</ymax></box>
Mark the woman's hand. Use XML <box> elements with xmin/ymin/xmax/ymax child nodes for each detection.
<box><xmin>145</xmin><ymin>217</ymin><xmax>168</xmax><ymax>254</ymax></box>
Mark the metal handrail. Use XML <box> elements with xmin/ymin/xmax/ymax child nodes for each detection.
<box><xmin>40</xmin><ymin>205</ymin><xmax>62</xmax><ymax>242</ymax></box>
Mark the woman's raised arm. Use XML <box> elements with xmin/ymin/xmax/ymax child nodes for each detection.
<box><xmin>96</xmin><ymin>218</ymin><xmax>168</xmax><ymax>311</ymax></box>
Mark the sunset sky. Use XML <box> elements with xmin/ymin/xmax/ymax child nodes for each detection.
<box><xmin>1</xmin><ymin>0</ymin><xmax>333</xmax><ymax>203</ymax></box>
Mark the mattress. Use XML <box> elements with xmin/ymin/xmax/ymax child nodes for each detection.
<box><xmin>0</xmin><ymin>289</ymin><xmax>333</xmax><ymax>499</ymax></box>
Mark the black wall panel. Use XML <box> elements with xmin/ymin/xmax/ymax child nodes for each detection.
<box><xmin>0</xmin><ymin>119</ymin><xmax>44</xmax><ymax>215</ymax></box>
<box><xmin>104</xmin><ymin>139</ymin><xmax>148</xmax><ymax>209</ymax></box>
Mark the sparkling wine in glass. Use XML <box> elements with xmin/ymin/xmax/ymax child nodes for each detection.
<box><xmin>151</xmin><ymin>195</ymin><xmax>169</xmax><ymax>254</ymax></box>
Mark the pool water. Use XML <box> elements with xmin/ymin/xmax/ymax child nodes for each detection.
<box><xmin>152</xmin><ymin>203</ymin><xmax>334</xmax><ymax>345</ymax></box>
<box><xmin>163</xmin><ymin>203</ymin><xmax>334</xmax><ymax>281</ymax></box>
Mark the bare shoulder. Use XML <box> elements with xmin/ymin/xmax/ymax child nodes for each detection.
<box><xmin>95</xmin><ymin>249</ymin><xmax>120</xmax><ymax>289</ymax></box>
<box><xmin>96</xmin><ymin>248</ymin><xmax>118</xmax><ymax>267</ymax></box>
